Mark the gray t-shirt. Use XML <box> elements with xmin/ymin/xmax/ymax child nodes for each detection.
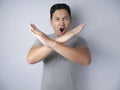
<box><xmin>33</xmin><ymin>33</ymin><xmax>87</xmax><ymax>90</ymax></box>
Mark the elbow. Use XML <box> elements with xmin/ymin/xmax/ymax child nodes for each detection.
<box><xmin>83</xmin><ymin>57</ymin><xmax>91</xmax><ymax>66</ymax></box>
<box><xmin>77</xmin><ymin>55</ymin><xmax>91</xmax><ymax>66</ymax></box>
<box><xmin>83</xmin><ymin>55</ymin><xmax>91</xmax><ymax>66</ymax></box>
<box><xmin>26</xmin><ymin>54</ymin><xmax>42</xmax><ymax>64</ymax></box>
<box><xmin>76</xmin><ymin>46</ymin><xmax>91</xmax><ymax>66</ymax></box>
<box><xmin>27</xmin><ymin>56</ymin><xmax>34</xmax><ymax>64</ymax></box>
<box><xmin>26</xmin><ymin>55</ymin><xmax>38</xmax><ymax>64</ymax></box>
<box><xmin>82</xmin><ymin>50</ymin><xmax>91</xmax><ymax>66</ymax></box>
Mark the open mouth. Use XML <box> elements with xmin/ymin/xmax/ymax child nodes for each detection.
<box><xmin>60</xmin><ymin>28</ymin><xmax>64</xmax><ymax>32</ymax></box>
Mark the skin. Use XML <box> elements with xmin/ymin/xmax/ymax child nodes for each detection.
<box><xmin>27</xmin><ymin>9</ymin><xmax>91</xmax><ymax>65</ymax></box>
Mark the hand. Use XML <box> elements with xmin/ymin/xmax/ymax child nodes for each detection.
<box><xmin>69</xmin><ymin>24</ymin><xmax>85</xmax><ymax>35</ymax></box>
<box><xmin>56</xmin><ymin>24</ymin><xmax>85</xmax><ymax>43</ymax></box>
<box><xmin>29</xmin><ymin>23</ymin><xmax>85</xmax><ymax>47</ymax></box>
<box><xmin>29</xmin><ymin>23</ymin><xmax>53</xmax><ymax>47</ymax></box>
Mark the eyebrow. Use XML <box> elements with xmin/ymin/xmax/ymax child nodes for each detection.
<box><xmin>54</xmin><ymin>16</ymin><xmax>69</xmax><ymax>19</ymax></box>
<box><xmin>54</xmin><ymin>17</ymin><xmax>59</xmax><ymax>19</ymax></box>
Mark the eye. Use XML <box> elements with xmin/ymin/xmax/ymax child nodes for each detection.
<box><xmin>55</xmin><ymin>18</ymin><xmax>59</xmax><ymax>21</ymax></box>
<box><xmin>64</xmin><ymin>17</ymin><xmax>70</xmax><ymax>20</ymax></box>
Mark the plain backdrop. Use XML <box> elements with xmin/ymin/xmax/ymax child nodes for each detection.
<box><xmin>0</xmin><ymin>0</ymin><xmax>120</xmax><ymax>90</ymax></box>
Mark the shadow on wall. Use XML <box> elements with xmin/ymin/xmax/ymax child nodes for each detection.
<box><xmin>71</xmin><ymin>7</ymin><xmax>90</xmax><ymax>90</ymax></box>
<box><xmin>71</xmin><ymin>7</ymin><xmax>84</xmax><ymax>29</ymax></box>
<box><xmin>0</xmin><ymin>84</ymin><xmax>6</xmax><ymax>90</ymax></box>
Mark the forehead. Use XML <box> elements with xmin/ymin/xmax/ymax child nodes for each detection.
<box><xmin>52</xmin><ymin>9</ymin><xmax>69</xmax><ymax>18</ymax></box>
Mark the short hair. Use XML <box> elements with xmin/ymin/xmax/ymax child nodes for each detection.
<box><xmin>50</xmin><ymin>3</ymin><xmax>71</xmax><ymax>19</ymax></box>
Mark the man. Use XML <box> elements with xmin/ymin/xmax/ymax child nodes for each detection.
<box><xmin>27</xmin><ymin>3</ymin><xmax>91</xmax><ymax>90</ymax></box>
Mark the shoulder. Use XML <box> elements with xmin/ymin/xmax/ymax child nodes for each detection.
<box><xmin>73</xmin><ymin>35</ymin><xmax>88</xmax><ymax>47</ymax></box>
<box><xmin>48</xmin><ymin>33</ymin><xmax>57</xmax><ymax>39</ymax></box>
<box><xmin>72</xmin><ymin>35</ymin><xmax>86</xmax><ymax>43</ymax></box>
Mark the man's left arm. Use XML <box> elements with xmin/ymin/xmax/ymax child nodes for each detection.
<box><xmin>29</xmin><ymin>23</ymin><xmax>91</xmax><ymax>65</ymax></box>
<box><xmin>49</xmin><ymin>41</ymin><xmax>91</xmax><ymax>66</ymax></box>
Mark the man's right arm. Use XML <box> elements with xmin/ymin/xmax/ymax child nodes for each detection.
<box><xmin>27</xmin><ymin>24</ymin><xmax>84</xmax><ymax>64</ymax></box>
<box><xmin>27</xmin><ymin>31</ymin><xmax>76</xmax><ymax>64</ymax></box>
<box><xmin>27</xmin><ymin>45</ymin><xmax>53</xmax><ymax>64</ymax></box>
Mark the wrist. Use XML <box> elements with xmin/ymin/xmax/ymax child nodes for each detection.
<box><xmin>48</xmin><ymin>40</ymin><xmax>56</xmax><ymax>48</ymax></box>
<box><xmin>49</xmin><ymin>40</ymin><xmax>63</xmax><ymax>49</ymax></box>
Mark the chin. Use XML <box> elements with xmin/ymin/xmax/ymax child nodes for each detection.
<box><xmin>58</xmin><ymin>34</ymin><xmax>63</xmax><ymax>37</ymax></box>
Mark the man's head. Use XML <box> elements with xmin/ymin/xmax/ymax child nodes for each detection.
<box><xmin>50</xmin><ymin>3</ymin><xmax>71</xmax><ymax>20</ymax></box>
<box><xmin>50</xmin><ymin>3</ymin><xmax>72</xmax><ymax>36</ymax></box>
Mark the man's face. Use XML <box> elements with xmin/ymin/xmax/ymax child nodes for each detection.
<box><xmin>50</xmin><ymin>9</ymin><xmax>71</xmax><ymax>37</ymax></box>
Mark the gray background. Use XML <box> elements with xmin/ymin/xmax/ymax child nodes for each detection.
<box><xmin>0</xmin><ymin>0</ymin><xmax>120</xmax><ymax>90</ymax></box>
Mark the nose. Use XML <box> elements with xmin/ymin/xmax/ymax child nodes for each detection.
<box><xmin>59</xmin><ymin>20</ymin><xmax>65</xmax><ymax>26</ymax></box>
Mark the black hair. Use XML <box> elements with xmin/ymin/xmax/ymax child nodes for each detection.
<box><xmin>50</xmin><ymin>3</ymin><xmax>71</xmax><ymax>19</ymax></box>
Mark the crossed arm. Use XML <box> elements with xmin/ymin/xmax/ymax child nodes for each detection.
<box><xmin>27</xmin><ymin>24</ymin><xmax>91</xmax><ymax>65</ymax></box>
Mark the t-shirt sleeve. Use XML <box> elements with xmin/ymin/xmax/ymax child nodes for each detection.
<box><xmin>74</xmin><ymin>36</ymin><xmax>88</xmax><ymax>47</ymax></box>
<box><xmin>32</xmin><ymin>39</ymin><xmax>43</xmax><ymax>46</ymax></box>
<box><xmin>32</xmin><ymin>33</ymin><xmax>55</xmax><ymax>46</ymax></box>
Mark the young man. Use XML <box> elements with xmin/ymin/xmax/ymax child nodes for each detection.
<box><xmin>27</xmin><ymin>3</ymin><xmax>91</xmax><ymax>90</ymax></box>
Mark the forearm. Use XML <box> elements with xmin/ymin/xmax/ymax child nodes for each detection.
<box><xmin>50</xmin><ymin>41</ymin><xmax>91</xmax><ymax>65</ymax></box>
<box><xmin>27</xmin><ymin>46</ymin><xmax>53</xmax><ymax>64</ymax></box>
<box><xmin>55</xmin><ymin>24</ymin><xmax>84</xmax><ymax>43</ymax></box>
<box><xmin>27</xmin><ymin>38</ymin><xmax>91</xmax><ymax>65</ymax></box>
<box><xmin>27</xmin><ymin>24</ymin><xmax>86</xmax><ymax>64</ymax></box>
<box><xmin>27</xmin><ymin>37</ymin><xmax>67</xmax><ymax>64</ymax></box>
